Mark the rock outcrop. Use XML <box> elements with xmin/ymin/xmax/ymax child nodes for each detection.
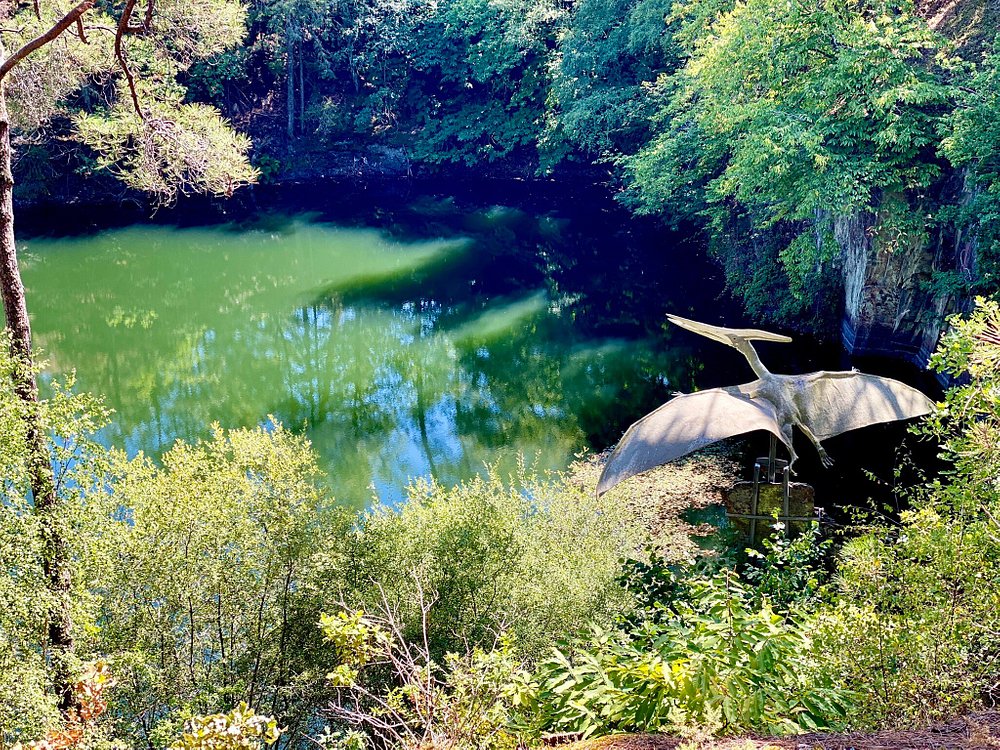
<box><xmin>836</xmin><ymin>180</ymin><xmax>978</xmax><ymax>370</ymax></box>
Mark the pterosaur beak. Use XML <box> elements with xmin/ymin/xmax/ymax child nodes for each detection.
<box><xmin>666</xmin><ymin>314</ymin><xmax>793</xmax><ymax>346</ymax></box>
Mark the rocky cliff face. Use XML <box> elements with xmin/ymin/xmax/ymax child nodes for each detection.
<box><xmin>836</xmin><ymin>179</ymin><xmax>978</xmax><ymax>368</ymax></box>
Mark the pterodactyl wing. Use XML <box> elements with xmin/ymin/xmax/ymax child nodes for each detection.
<box><xmin>597</xmin><ymin>384</ymin><xmax>786</xmax><ymax>496</ymax></box>
<box><xmin>796</xmin><ymin>372</ymin><xmax>935</xmax><ymax>442</ymax></box>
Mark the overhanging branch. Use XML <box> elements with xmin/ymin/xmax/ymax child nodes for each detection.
<box><xmin>0</xmin><ymin>0</ymin><xmax>96</xmax><ymax>82</ymax></box>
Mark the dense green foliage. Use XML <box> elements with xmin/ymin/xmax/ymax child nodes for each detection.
<box><xmin>941</xmin><ymin>44</ymin><xmax>1000</xmax><ymax>290</ymax></box>
<box><xmin>3</xmin><ymin>299</ymin><xmax>1000</xmax><ymax>748</ymax></box>
<box><xmin>85</xmin><ymin>424</ymin><xmax>349</xmax><ymax>744</ymax></box>
<box><xmin>540</xmin><ymin>0</ymin><xmax>678</xmax><ymax>163</ymax></box>
<box><xmin>621</xmin><ymin>0</ymin><xmax>958</xmax><ymax>323</ymax></box>
<box><xmin>519</xmin><ymin>572</ymin><xmax>848</xmax><ymax>737</ymax></box>
<box><xmin>345</xmin><ymin>469</ymin><xmax>638</xmax><ymax>658</ymax></box>
<box><xmin>0</xmin><ymin>346</ymin><xmax>110</xmax><ymax>740</ymax></box>
<box><xmin>4</xmin><ymin>0</ymin><xmax>258</xmax><ymax>203</ymax></box>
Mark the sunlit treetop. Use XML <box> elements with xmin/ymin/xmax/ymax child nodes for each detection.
<box><xmin>0</xmin><ymin>0</ymin><xmax>257</xmax><ymax>202</ymax></box>
<box><xmin>627</xmin><ymin>0</ymin><xmax>959</xmax><ymax>223</ymax></box>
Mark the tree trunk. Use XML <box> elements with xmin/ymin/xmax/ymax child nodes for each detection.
<box><xmin>298</xmin><ymin>36</ymin><xmax>304</xmax><ymax>137</ymax></box>
<box><xmin>286</xmin><ymin>26</ymin><xmax>295</xmax><ymax>141</ymax></box>
<box><xmin>0</xmin><ymin>84</ymin><xmax>75</xmax><ymax>712</ymax></box>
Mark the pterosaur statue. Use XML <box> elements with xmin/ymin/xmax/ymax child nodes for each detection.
<box><xmin>596</xmin><ymin>315</ymin><xmax>935</xmax><ymax>496</ymax></box>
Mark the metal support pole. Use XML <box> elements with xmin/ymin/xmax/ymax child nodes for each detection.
<box><xmin>732</xmin><ymin>433</ymin><xmax>817</xmax><ymax>540</ymax></box>
<box><xmin>750</xmin><ymin>458</ymin><xmax>762</xmax><ymax>543</ymax></box>
<box><xmin>767</xmin><ymin>434</ymin><xmax>777</xmax><ymax>483</ymax></box>
<box><xmin>745</xmin><ymin>435</ymin><xmax>793</xmax><ymax>543</ymax></box>
<box><xmin>781</xmin><ymin>464</ymin><xmax>790</xmax><ymax>535</ymax></box>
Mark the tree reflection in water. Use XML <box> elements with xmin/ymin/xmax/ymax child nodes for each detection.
<box><xmin>21</xmin><ymin>195</ymin><xmax>719</xmax><ymax>506</ymax></box>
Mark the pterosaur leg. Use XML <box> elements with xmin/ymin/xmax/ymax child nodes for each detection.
<box><xmin>797</xmin><ymin>422</ymin><xmax>834</xmax><ymax>468</ymax></box>
<box><xmin>781</xmin><ymin>423</ymin><xmax>799</xmax><ymax>474</ymax></box>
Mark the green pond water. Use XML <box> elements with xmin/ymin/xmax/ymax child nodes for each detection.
<box><xmin>18</xmin><ymin>187</ymin><xmax>722</xmax><ymax>507</ymax></box>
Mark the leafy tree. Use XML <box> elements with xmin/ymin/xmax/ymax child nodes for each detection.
<box><xmin>86</xmin><ymin>424</ymin><xmax>350</xmax><ymax>746</ymax></box>
<box><xmin>622</xmin><ymin>0</ymin><xmax>957</xmax><ymax>324</ymax></box>
<box><xmin>941</xmin><ymin>38</ymin><xmax>1000</xmax><ymax>292</ymax></box>
<box><xmin>542</xmin><ymin>0</ymin><xmax>678</xmax><ymax>163</ymax></box>
<box><xmin>0</xmin><ymin>0</ymin><xmax>255</xmax><ymax>709</ymax></box>
<box><xmin>0</xmin><ymin>341</ymin><xmax>112</xmax><ymax>741</ymax></box>
<box><xmin>243</xmin><ymin>0</ymin><xmax>566</xmax><ymax>165</ymax></box>
<box><xmin>400</xmin><ymin>0</ymin><xmax>564</xmax><ymax>166</ymax></box>
<box><xmin>346</xmin><ymin>467</ymin><xmax>640</xmax><ymax>659</ymax></box>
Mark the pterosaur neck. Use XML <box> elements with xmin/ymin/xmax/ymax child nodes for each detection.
<box><xmin>734</xmin><ymin>339</ymin><xmax>770</xmax><ymax>379</ymax></box>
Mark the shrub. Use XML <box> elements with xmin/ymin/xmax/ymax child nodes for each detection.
<box><xmin>345</xmin><ymin>466</ymin><xmax>641</xmax><ymax>659</ymax></box>
<box><xmin>818</xmin><ymin>497</ymin><xmax>1000</xmax><ymax>727</ymax></box>
<box><xmin>0</xmin><ymin>342</ymin><xmax>112</xmax><ymax>744</ymax></box>
<box><xmin>741</xmin><ymin>522</ymin><xmax>833</xmax><ymax>611</ymax></box>
<box><xmin>86</xmin><ymin>423</ymin><xmax>352</xmax><ymax>745</ymax></box>
<box><xmin>518</xmin><ymin>571</ymin><xmax>850</xmax><ymax>738</ymax></box>
<box><xmin>169</xmin><ymin>705</ymin><xmax>280</xmax><ymax>750</ymax></box>
<box><xmin>12</xmin><ymin>661</ymin><xmax>115</xmax><ymax>750</ymax></box>
<box><xmin>817</xmin><ymin>508</ymin><xmax>1000</xmax><ymax>728</ymax></box>
<box><xmin>319</xmin><ymin>599</ymin><xmax>524</xmax><ymax>750</ymax></box>
<box><xmin>816</xmin><ymin>299</ymin><xmax>1000</xmax><ymax>727</ymax></box>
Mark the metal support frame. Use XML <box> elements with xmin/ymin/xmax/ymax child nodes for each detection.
<box><xmin>749</xmin><ymin>434</ymin><xmax>790</xmax><ymax>541</ymax></box>
<box><xmin>725</xmin><ymin>435</ymin><xmax>823</xmax><ymax>542</ymax></box>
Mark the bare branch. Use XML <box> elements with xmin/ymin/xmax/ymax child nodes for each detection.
<box><xmin>75</xmin><ymin>17</ymin><xmax>86</xmax><ymax>42</ymax></box>
<box><xmin>114</xmin><ymin>0</ymin><xmax>143</xmax><ymax>119</ymax></box>
<box><xmin>82</xmin><ymin>24</ymin><xmax>117</xmax><ymax>35</ymax></box>
<box><xmin>975</xmin><ymin>327</ymin><xmax>1000</xmax><ymax>347</ymax></box>
<box><xmin>0</xmin><ymin>0</ymin><xmax>95</xmax><ymax>82</ymax></box>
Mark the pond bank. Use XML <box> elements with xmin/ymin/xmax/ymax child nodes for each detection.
<box><xmin>566</xmin><ymin>444</ymin><xmax>741</xmax><ymax>561</ymax></box>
